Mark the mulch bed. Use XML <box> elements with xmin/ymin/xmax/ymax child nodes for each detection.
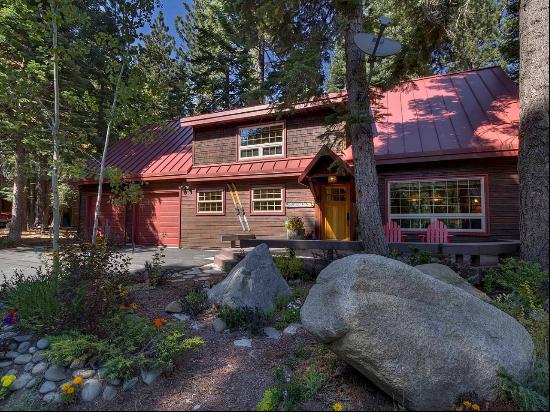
<box><xmin>60</xmin><ymin>281</ymin><xmax>394</xmax><ymax>411</ymax></box>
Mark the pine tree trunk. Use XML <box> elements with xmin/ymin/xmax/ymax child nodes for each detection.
<box><xmin>28</xmin><ymin>178</ymin><xmax>36</xmax><ymax>230</ymax></box>
<box><xmin>8</xmin><ymin>135</ymin><xmax>25</xmax><ymax>242</ymax></box>
<box><xmin>37</xmin><ymin>178</ymin><xmax>49</xmax><ymax>233</ymax></box>
<box><xmin>51</xmin><ymin>1</ymin><xmax>61</xmax><ymax>252</ymax></box>
<box><xmin>518</xmin><ymin>0</ymin><xmax>549</xmax><ymax>269</ymax></box>
<box><xmin>258</xmin><ymin>32</ymin><xmax>265</xmax><ymax>103</ymax></box>
<box><xmin>337</xmin><ymin>0</ymin><xmax>388</xmax><ymax>255</ymax></box>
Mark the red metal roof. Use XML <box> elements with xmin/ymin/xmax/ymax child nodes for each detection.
<box><xmin>91</xmin><ymin>67</ymin><xmax>518</xmax><ymax>183</ymax></box>
<box><xmin>101</xmin><ymin>120</ymin><xmax>193</xmax><ymax>180</ymax></box>
<box><xmin>186</xmin><ymin>157</ymin><xmax>314</xmax><ymax>181</ymax></box>
<box><xmin>372</xmin><ymin>66</ymin><xmax>519</xmax><ymax>162</ymax></box>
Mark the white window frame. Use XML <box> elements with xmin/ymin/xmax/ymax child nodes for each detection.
<box><xmin>251</xmin><ymin>186</ymin><xmax>284</xmax><ymax>214</ymax></box>
<box><xmin>196</xmin><ymin>188</ymin><xmax>225</xmax><ymax>215</ymax></box>
<box><xmin>387</xmin><ymin>177</ymin><xmax>487</xmax><ymax>233</ymax></box>
<box><xmin>238</xmin><ymin>122</ymin><xmax>285</xmax><ymax>160</ymax></box>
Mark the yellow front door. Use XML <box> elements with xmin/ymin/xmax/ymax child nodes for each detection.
<box><xmin>322</xmin><ymin>185</ymin><xmax>350</xmax><ymax>240</ymax></box>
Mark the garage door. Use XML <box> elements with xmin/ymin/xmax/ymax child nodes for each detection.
<box><xmin>134</xmin><ymin>192</ymin><xmax>180</xmax><ymax>247</ymax></box>
<box><xmin>86</xmin><ymin>194</ymin><xmax>126</xmax><ymax>242</ymax></box>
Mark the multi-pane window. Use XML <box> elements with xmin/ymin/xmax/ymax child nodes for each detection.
<box><xmin>251</xmin><ymin>188</ymin><xmax>283</xmax><ymax>213</ymax></box>
<box><xmin>388</xmin><ymin>178</ymin><xmax>485</xmax><ymax>232</ymax></box>
<box><xmin>239</xmin><ymin>124</ymin><xmax>284</xmax><ymax>159</ymax></box>
<box><xmin>197</xmin><ymin>189</ymin><xmax>224</xmax><ymax>214</ymax></box>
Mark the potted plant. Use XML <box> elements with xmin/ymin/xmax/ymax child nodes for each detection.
<box><xmin>285</xmin><ymin>216</ymin><xmax>305</xmax><ymax>240</ymax></box>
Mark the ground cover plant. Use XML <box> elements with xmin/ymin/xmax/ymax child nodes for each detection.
<box><xmin>482</xmin><ymin>258</ymin><xmax>549</xmax><ymax>411</ymax></box>
<box><xmin>0</xmin><ymin>238</ymin><xmax>204</xmax><ymax>383</ymax></box>
<box><xmin>273</xmin><ymin>248</ymin><xmax>310</xmax><ymax>281</ymax></box>
<box><xmin>180</xmin><ymin>286</ymin><xmax>209</xmax><ymax>317</ymax></box>
<box><xmin>145</xmin><ymin>247</ymin><xmax>166</xmax><ymax>287</ymax></box>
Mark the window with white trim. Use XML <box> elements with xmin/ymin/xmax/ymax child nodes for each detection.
<box><xmin>388</xmin><ymin>178</ymin><xmax>485</xmax><ymax>232</ymax></box>
<box><xmin>251</xmin><ymin>188</ymin><xmax>283</xmax><ymax>212</ymax></box>
<box><xmin>197</xmin><ymin>189</ymin><xmax>224</xmax><ymax>214</ymax></box>
<box><xmin>239</xmin><ymin>124</ymin><xmax>284</xmax><ymax>160</ymax></box>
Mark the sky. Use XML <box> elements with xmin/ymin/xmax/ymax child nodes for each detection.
<box><xmin>138</xmin><ymin>0</ymin><xmax>192</xmax><ymax>47</ymax></box>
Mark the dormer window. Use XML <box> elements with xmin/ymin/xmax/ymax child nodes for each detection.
<box><xmin>238</xmin><ymin>123</ymin><xmax>285</xmax><ymax>160</ymax></box>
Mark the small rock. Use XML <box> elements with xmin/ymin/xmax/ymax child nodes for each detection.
<box><xmin>263</xmin><ymin>327</ymin><xmax>282</xmax><ymax>340</ymax></box>
<box><xmin>165</xmin><ymin>300</ymin><xmax>183</xmax><ymax>313</ymax></box>
<box><xmin>108</xmin><ymin>378</ymin><xmax>121</xmax><ymax>386</ymax></box>
<box><xmin>28</xmin><ymin>346</ymin><xmax>37</xmax><ymax>354</ymax></box>
<box><xmin>122</xmin><ymin>377</ymin><xmax>139</xmax><ymax>391</ymax></box>
<box><xmin>283</xmin><ymin>323</ymin><xmax>301</xmax><ymax>335</ymax></box>
<box><xmin>45</xmin><ymin>365</ymin><xmax>67</xmax><ymax>381</ymax></box>
<box><xmin>13</xmin><ymin>335</ymin><xmax>32</xmax><ymax>343</ymax></box>
<box><xmin>172</xmin><ymin>313</ymin><xmax>190</xmax><ymax>321</ymax></box>
<box><xmin>190</xmin><ymin>321</ymin><xmax>202</xmax><ymax>331</ymax></box>
<box><xmin>97</xmin><ymin>367</ymin><xmax>109</xmax><ymax>379</ymax></box>
<box><xmin>81</xmin><ymin>379</ymin><xmax>102</xmax><ymax>402</ymax></box>
<box><xmin>39</xmin><ymin>380</ymin><xmax>57</xmax><ymax>394</ymax></box>
<box><xmin>43</xmin><ymin>391</ymin><xmax>61</xmax><ymax>403</ymax></box>
<box><xmin>233</xmin><ymin>338</ymin><xmax>252</xmax><ymax>348</ymax></box>
<box><xmin>69</xmin><ymin>357</ymin><xmax>86</xmax><ymax>369</ymax></box>
<box><xmin>10</xmin><ymin>373</ymin><xmax>32</xmax><ymax>391</ymax></box>
<box><xmin>32</xmin><ymin>361</ymin><xmax>49</xmax><ymax>375</ymax></box>
<box><xmin>212</xmin><ymin>318</ymin><xmax>227</xmax><ymax>333</ymax></box>
<box><xmin>0</xmin><ymin>360</ymin><xmax>13</xmax><ymax>368</ymax></box>
<box><xmin>32</xmin><ymin>351</ymin><xmax>46</xmax><ymax>363</ymax></box>
<box><xmin>89</xmin><ymin>356</ymin><xmax>102</xmax><ymax>369</ymax></box>
<box><xmin>14</xmin><ymin>354</ymin><xmax>33</xmax><ymax>365</ymax></box>
<box><xmin>73</xmin><ymin>369</ymin><xmax>95</xmax><ymax>379</ymax></box>
<box><xmin>25</xmin><ymin>376</ymin><xmax>39</xmax><ymax>389</ymax></box>
<box><xmin>8</xmin><ymin>343</ymin><xmax>17</xmax><ymax>351</ymax></box>
<box><xmin>24</xmin><ymin>362</ymin><xmax>35</xmax><ymax>372</ymax></box>
<box><xmin>102</xmin><ymin>385</ymin><xmax>117</xmax><ymax>401</ymax></box>
<box><xmin>17</xmin><ymin>341</ymin><xmax>31</xmax><ymax>353</ymax></box>
<box><xmin>140</xmin><ymin>368</ymin><xmax>162</xmax><ymax>385</ymax></box>
<box><xmin>5</xmin><ymin>351</ymin><xmax>19</xmax><ymax>359</ymax></box>
<box><xmin>0</xmin><ymin>332</ymin><xmax>17</xmax><ymax>341</ymax></box>
<box><xmin>36</xmin><ymin>338</ymin><xmax>50</xmax><ymax>350</ymax></box>
<box><xmin>6</xmin><ymin>369</ymin><xmax>17</xmax><ymax>376</ymax></box>
<box><xmin>192</xmin><ymin>405</ymin><xmax>203</xmax><ymax>411</ymax></box>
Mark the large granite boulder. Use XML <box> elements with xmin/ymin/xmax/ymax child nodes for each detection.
<box><xmin>301</xmin><ymin>254</ymin><xmax>534</xmax><ymax>411</ymax></box>
<box><xmin>415</xmin><ymin>263</ymin><xmax>491</xmax><ymax>302</ymax></box>
<box><xmin>208</xmin><ymin>243</ymin><xmax>291</xmax><ymax>312</ymax></box>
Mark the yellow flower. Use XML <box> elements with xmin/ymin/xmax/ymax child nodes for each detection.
<box><xmin>471</xmin><ymin>404</ymin><xmax>480</xmax><ymax>411</ymax></box>
<box><xmin>130</xmin><ymin>302</ymin><xmax>140</xmax><ymax>309</ymax></box>
<box><xmin>332</xmin><ymin>402</ymin><xmax>344</xmax><ymax>411</ymax></box>
<box><xmin>1</xmin><ymin>375</ymin><xmax>16</xmax><ymax>388</ymax></box>
<box><xmin>463</xmin><ymin>400</ymin><xmax>472</xmax><ymax>408</ymax></box>
<box><xmin>61</xmin><ymin>382</ymin><xmax>75</xmax><ymax>395</ymax></box>
<box><xmin>73</xmin><ymin>376</ymin><xmax>84</xmax><ymax>385</ymax></box>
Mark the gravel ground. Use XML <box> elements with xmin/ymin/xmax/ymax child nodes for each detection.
<box><xmin>55</xmin><ymin>282</ymin><xmax>394</xmax><ymax>412</ymax></box>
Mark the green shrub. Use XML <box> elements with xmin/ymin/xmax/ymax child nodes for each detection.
<box><xmin>268</xmin><ymin>289</ymin><xmax>306</xmax><ymax>330</ymax></box>
<box><xmin>256</xmin><ymin>386</ymin><xmax>283</xmax><ymax>411</ymax></box>
<box><xmin>145</xmin><ymin>247</ymin><xmax>166</xmax><ymax>287</ymax></box>
<box><xmin>1</xmin><ymin>268</ymin><xmax>61</xmax><ymax>333</ymax></box>
<box><xmin>273</xmin><ymin>249</ymin><xmax>309</xmax><ymax>281</ymax></box>
<box><xmin>46</xmin><ymin>312</ymin><xmax>204</xmax><ymax>380</ymax></box>
<box><xmin>497</xmin><ymin>369</ymin><xmax>548</xmax><ymax>411</ymax></box>
<box><xmin>181</xmin><ymin>287</ymin><xmax>209</xmax><ymax>317</ymax></box>
<box><xmin>217</xmin><ymin>305</ymin><xmax>267</xmax><ymax>334</ymax></box>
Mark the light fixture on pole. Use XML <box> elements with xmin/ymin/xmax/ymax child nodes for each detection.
<box><xmin>354</xmin><ymin>16</ymin><xmax>402</xmax><ymax>89</ymax></box>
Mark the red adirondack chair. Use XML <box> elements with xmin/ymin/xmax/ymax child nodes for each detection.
<box><xmin>419</xmin><ymin>221</ymin><xmax>454</xmax><ymax>243</ymax></box>
<box><xmin>384</xmin><ymin>221</ymin><xmax>407</xmax><ymax>242</ymax></box>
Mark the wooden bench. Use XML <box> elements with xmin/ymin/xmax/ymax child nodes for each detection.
<box><xmin>221</xmin><ymin>234</ymin><xmax>257</xmax><ymax>248</ymax></box>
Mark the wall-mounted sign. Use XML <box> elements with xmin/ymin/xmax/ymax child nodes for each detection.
<box><xmin>286</xmin><ymin>201</ymin><xmax>315</xmax><ymax>208</ymax></box>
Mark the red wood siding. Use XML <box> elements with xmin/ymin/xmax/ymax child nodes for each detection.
<box><xmin>134</xmin><ymin>192</ymin><xmax>180</xmax><ymax>247</ymax></box>
<box><xmin>180</xmin><ymin>179</ymin><xmax>316</xmax><ymax>248</ymax></box>
<box><xmin>378</xmin><ymin>157</ymin><xmax>519</xmax><ymax>241</ymax></box>
<box><xmin>192</xmin><ymin>112</ymin><xmax>329</xmax><ymax>166</ymax></box>
<box><xmin>84</xmin><ymin>194</ymin><xmax>126</xmax><ymax>242</ymax></box>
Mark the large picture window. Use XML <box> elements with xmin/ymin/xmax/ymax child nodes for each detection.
<box><xmin>388</xmin><ymin>178</ymin><xmax>486</xmax><ymax>232</ymax></box>
<box><xmin>239</xmin><ymin>123</ymin><xmax>284</xmax><ymax>160</ymax></box>
<box><xmin>251</xmin><ymin>187</ymin><xmax>284</xmax><ymax>213</ymax></box>
<box><xmin>197</xmin><ymin>189</ymin><xmax>224</xmax><ymax>214</ymax></box>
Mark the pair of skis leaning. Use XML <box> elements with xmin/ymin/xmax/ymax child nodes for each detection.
<box><xmin>227</xmin><ymin>183</ymin><xmax>250</xmax><ymax>232</ymax></box>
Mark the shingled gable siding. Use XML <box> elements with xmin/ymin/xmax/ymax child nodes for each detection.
<box><xmin>192</xmin><ymin>111</ymin><xmax>329</xmax><ymax>166</ymax></box>
<box><xmin>180</xmin><ymin>179</ymin><xmax>317</xmax><ymax>248</ymax></box>
<box><xmin>377</xmin><ymin>157</ymin><xmax>519</xmax><ymax>241</ymax></box>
